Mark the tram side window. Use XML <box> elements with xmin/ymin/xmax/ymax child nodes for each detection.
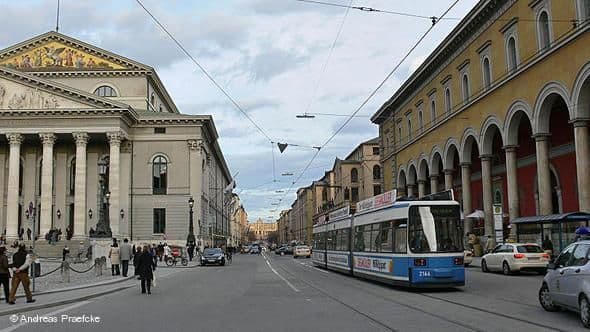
<box><xmin>379</xmin><ymin>221</ymin><xmax>393</xmax><ymax>253</ymax></box>
<box><xmin>354</xmin><ymin>225</ymin><xmax>366</xmax><ymax>252</ymax></box>
<box><xmin>327</xmin><ymin>231</ymin><xmax>336</xmax><ymax>251</ymax></box>
<box><xmin>336</xmin><ymin>229</ymin><xmax>350</xmax><ymax>251</ymax></box>
<box><xmin>393</xmin><ymin>219</ymin><xmax>408</xmax><ymax>253</ymax></box>
<box><xmin>369</xmin><ymin>225</ymin><xmax>379</xmax><ymax>252</ymax></box>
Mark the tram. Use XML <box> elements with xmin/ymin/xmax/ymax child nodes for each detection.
<box><xmin>312</xmin><ymin>190</ymin><xmax>465</xmax><ymax>288</ymax></box>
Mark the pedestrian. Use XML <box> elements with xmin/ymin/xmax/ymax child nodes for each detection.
<box><xmin>0</xmin><ymin>247</ymin><xmax>10</xmax><ymax>303</ymax></box>
<box><xmin>157</xmin><ymin>242</ymin><xmax>164</xmax><ymax>262</ymax></box>
<box><xmin>26</xmin><ymin>228</ymin><xmax>31</xmax><ymax>241</ymax></box>
<box><xmin>485</xmin><ymin>235</ymin><xmax>495</xmax><ymax>254</ymax></box>
<box><xmin>163</xmin><ymin>243</ymin><xmax>171</xmax><ymax>261</ymax></box>
<box><xmin>187</xmin><ymin>243</ymin><xmax>195</xmax><ymax>261</ymax></box>
<box><xmin>542</xmin><ymin>235</ymin><xmax>554</xmax><ymax>256</ymax></box>
<box><xmin>120</xmin><ymin>239</ymin><xmax>133</xmax><ymax>277</ymax></box>
<box><xmin>62</xmin><ymin>245</ymin><xmax>70</xmax><ymax>261</ymax></box>
<box><xmin>137</xmin><ymin>245</ymin><xmax>156</xmax><ymax>294</ymax></box>
<box><xmin>8</xmin><ymin>244</ymin><xmax>35</xmax><ymax>304</ymax></box>
<box><xmin>108</xmin><ymin>243</ymin><xmax>121</xmax><ymax>276</ymax></box>
<box><xmin>133</xmin><ymin>246</ymin><xmax>142</xmax><ymax>279</ymax></box>
<box><xmin>18</xmin><ymin>228</ymin><xmax>24</xmax><ymax>241</ymax></box>
<box><xmin>150</xmin><ymin>244</ymin><xmax>158</xmax><ymax>267</ymax></box>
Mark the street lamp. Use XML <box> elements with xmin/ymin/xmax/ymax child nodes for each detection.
<box><xmin>187</xmin><ymin>196</ymin><xmax>195</xmax><ymax>245</ymax></box>
<box><xmin>91</xmin><ymin>158</ymin><xmax>112</xmax><ymax>238</ymax></box>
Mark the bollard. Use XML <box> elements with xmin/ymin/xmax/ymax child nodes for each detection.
<box><xmin>95</xmin><ymin>258</ymin><xmax>102</xmax><ymax>277</ymax></box>
<box><xmin>62</xmin><ymin>260</ymin><xmax>70</xmax><ymax>283</ymax></box>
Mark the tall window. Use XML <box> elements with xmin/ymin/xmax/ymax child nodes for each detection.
<box><xmin>407</xmin><ymin>117</ymin><xmax>412</xmax><ymax>139</ymax></box>
<box><xmin>430</xmin><ymin>100</ymin><xmax>436</xmax><ymax>123</ymax></box>
<box><xmin>373</xmin><ymin>185</ymin><xmax>382</xmax><ymax>196</ymax></box>
<box><xmin>372</xmin><ymin>147</ymin><xmax>380</xmax><ymax>155</ymax></box>
<box><xmin>538</xmin><ymin>11</ymin><xmax>551</xmax><ymax>50</ymax></box>
<box><xmin>373</xmin><ymin>165</ymin><xmax>381</xmax><ymax>180</ymax></box>
<box><xmin>344</xmin><ymin>187</ymin><xmax>350</xmax><ymax>200</ymax></box>
<box><xmin>482</xmin><ymin>57</ymin><xmax>491</xmax><ymax>89</ymax></box>
<box><xmin>351</xmin><ymin>187</ymin><xmax>359</xmax><ymax>202</ymax></box>
<box><xmin>153</xmin><ymin>208</ymin><xmax>166</xmax><ymax>234</ymax></box>
<box><xmin>507</xmin><ymin>37</ymin><xmax>518</xmax><ymax>72</ymax></box>
<box><xmin>398</xmin><ymin>125</ymin><xmax>402</xmax><ymax>144</ymax></box>
<box><xmin>93</xmin><ymin>86</ymin><xmax>117</xmax><ymax>97</ymax></box>
<box><xmin>351</xmin><ymin>168</ymin><xmax>358</xmax><ymax>183</ymax></box>
<box><xmin>69</xmin><ymin>159</ymin><xmax>76</xmax><ymax>195</ymax></box>
<box><xmin>418</xmin><ymin>111</ymin><xmax>423</xmax><ymax>131</ymax></box>
<box><xmin>462</xmin><ymin>74</ymin><xmax>470</xmax><ymax>103</ymax></box>
<box><xmin>444</xmin><ymin>88</ymin><xmax>452</xmax><ymax>114</ymax></box>
<box><xmin>152</xmin><ymin>155</ymin><xmax>168</xmax><ymax>195</ymax></box>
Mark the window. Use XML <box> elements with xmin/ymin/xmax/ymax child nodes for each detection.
<box><xmin>393</xmin><ymin>220</ymin><xmax>408</xmax><ymax>253</ymax></box>
<box><xmin>351</xmin><ymin>168</ymin><xmax>358</xmax><ymax>183</ymax></box>
<box><xmin>373</xmin><ymin>185</ymin><xmax>381</xmax><ymax>196</ymax></box>
<box><xmin>570</xmin><ymin>244</ymin><xmax>590</xmax><ymax>266</ymax></box>
<box><xmin>344</xmin><ymin>187</ymin><xmax>350</xmax><ymax>200</ymax></box>
<box><xmin>351</xmin><ymin>187</ymin><xmax>359</xmax><ymax>202</ymax></box>
<box><xmin>69</xmin><ymin>159</ymin><xmax>76</xmax><ymax>195</ymax></box>
<box><xmin>326</xmin><ymin>231</ymin><xmax>336</xmax><ymax>251</ymax></box>
<box><xmin>461</xmin><ymin>74</ymin><xmax>470</xmax><ymax>103</ymax></box>
<box><xmin>372</xmin><ymin>147</ymin><xmax>380</xmax><ymax>155</ymax></box>
<box><xmin>150</xmin><ymin>93</ymin><xmax>155</xmax><ymax>106</ymax></box>
<box><xmin>430</xmin><ymin>99</ymin><xmax>436</xmax><ymax>123</ymax></box>
<box><xmin>336</xmin><ymin>229</ymin><xmax>350</xmax><ymax>251</ymax></box>
<box><xmin>555</xmin><ymin>244</ymin><xmax>576</xmax><ymax>267</ymax></box>
<box><xmin>407</xmin><ymin>117</ymin><xmax>412</xmax><ymax>139</ymax></box>
<box><xmin>397</xmin><ymin>125</ymin><xmax>402</xmax><ymax>144</ymax></box>
<box><xmin>444</xmin><ymin>88</ymin><xmax>452</xmax><ymax>114</ymax></box>
<box><xmin>159</xmin><ymin>105</ymin><xmax>163</xmax><ymax>112</ymax></box>
<box><xmin>418</xmin><ymin>110</ymin><xmax>423</xmax><ymax>131</ymax></box>
<box><xmin>373</xmin><ymin>165</ymin><xmax>381</xmax><ymax>180</ymax></box>
<box><xmin>153</xmin><ymin>208</ymin><xmax>166</xmax><ymax>234</ymax></box>
<box><xmin>152</xmin><ymin>155</ymin><xmax>168</xmax><ymax>195</ymax></box>
<box><xmin>93</xmin><ymin>86</ymin><xmax>117</xmax><ymax>97</ymax></box>
<box><xmin>354</xmin><ymin>225</ymin><xmax>366</xmax><ymax>251</ymax></box>
<box><xmin>507</xmin><ymin>37</ymin><xmax>518</xmax><ymax>72</ymax></box>
<box><xmin>154</xmin><ymin>127</ymin><xmax>166</xmax><ymax>134</ymax></box>
<box><xmin>538</xmin><ymin>10</ymin><xmax>551</xmax><ymax>50</ymax></box>
<box><xmin>408</xmin><ymin>205</ymin><xmax>463</xmax><ymax>253</ymax></box>
<box><xmin>482</xmin><ymin>57</ymin><xmax>491</xmax><ymax>89</ymax></box>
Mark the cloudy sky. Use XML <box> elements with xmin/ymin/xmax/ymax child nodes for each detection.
<box><xmin>0</xmin><ymin>0</ymin><xmax>478</xmax><ymax>222</ymax></box>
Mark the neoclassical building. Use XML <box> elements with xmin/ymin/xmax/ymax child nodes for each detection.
<box><xmin>0</xmin><ymin>32</ymin><xmax>233</xmax><ymax>245</ymax></box>
<box><xmin>372</xmin><ymin>0</ymin><xmax>590</xmax><ymax>244</ymax></box>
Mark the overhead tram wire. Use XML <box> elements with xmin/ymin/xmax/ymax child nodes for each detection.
<box><xmin>274</xmin><ymin>0</ymin><xmax>463</xmax><ymax>210</ymax></box>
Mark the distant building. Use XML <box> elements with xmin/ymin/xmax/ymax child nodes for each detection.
<box><xmin>250</xmin><ymin>218</ymin><xmax>277</xmax><ymax>241</ymax></box>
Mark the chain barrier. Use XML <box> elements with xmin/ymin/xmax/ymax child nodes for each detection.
<box><xmin>68</xmin><ymin>263</ymin><xmax>97</xmax><ymax>274</ymax></box>
<box><xmin>37</xmin><ymin>265</ymin><xmax>62</xmax><ymax>278</ymax></box>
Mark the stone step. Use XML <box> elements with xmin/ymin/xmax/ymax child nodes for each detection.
<box><xmin>7</xmin><ymin>240</ymin><xmax>90</xmax><ymax>258</ymax></box>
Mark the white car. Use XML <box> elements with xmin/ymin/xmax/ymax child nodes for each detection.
<box><xmin>293</xmin><ymin>245</ymin><xmax>311</xmax><ymax>258</ymax></box>
<box><xmin>464</xmin><ymin>250</ymin><xmax>474</xmax><ymax>266</ymax></box>
<box><xmin>482</xmin><ymin>243</ymin><xmax>550</xmax><ymax>275</ymax></box>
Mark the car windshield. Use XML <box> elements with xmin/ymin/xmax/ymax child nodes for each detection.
<box><xmin>204</xmin><ymin>248</ymin><xmax>222</xmax><ymax>255</ymax></box>
<box><xmin>409</xmin><ymin>205</ymin><xmax>463</xmax><ymax>253</ymax></box>
<box><xmin>296</xmin><ymin>246</ymin><xmax>308</xmax><ymax>249</ymax></box>
<box><xmin>517</xmin><ymin>245</ymin><xmax>543</xmax><ymax>253</ymax></box>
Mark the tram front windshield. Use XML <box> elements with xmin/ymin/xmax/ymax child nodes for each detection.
<box><xmin>409</xmin><ymin>205</ymin><xmax>463</xmax><ymax>253</ymax></box>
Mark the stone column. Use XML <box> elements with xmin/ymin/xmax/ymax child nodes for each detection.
<box><xmin>504</xmin><ymin>146</ymin><xmax>520</xmax><ymax>239</ymax></box>
<box><xmin>574</xmin><ymin>121</ymin><xmax>590</xmax><ymax>212</ymax></box>
<box><xmin>73</xmin><ymin>132</ymin><xmax>89</xmax><ymax>239</ymax></box>
<box><xmin>430</xmin><ymin>174</ymin><xmax>439</xmax><ymax>194</ymax></box>
<box><xmin>444</xmin><ymin>169</ymin><xmax>454</xmax><ymax>191</ymax></box>
<box><xmin>107</xmin><ymin>132</ymin><xmax>122</xmax><ymax>238</ymax></box>
<box><xmin>460</xmin><ymin>163</ymin><xmax>472</xmax><ymax>232</ymax></box>
<box><xmin>39</xmin><ymin>133</ymin><xmax>56</xmax><ymax>235</ymax></box>
<box><xmin>535</xmin><ymin>134</ymin><xmax>553</xmax><ymax>215</ymax></box>
<box><xmin>417</xmin><ymin>180</ymin><xmax>426</xmax><ymax>198</ymax></box>
<box><xmin>407</xmin><ymin>184</ymin><xmax>416</xmax><ymax>198</ymax></box>
<box><xmin>481</xmin><ymin>155</ymin><xmax>494</xmax><ymax>244</ymax></box>
<box><xmin>6</xmin><ymin>134</ymin><xmax>23</xmax><ymax>239</ymax></box>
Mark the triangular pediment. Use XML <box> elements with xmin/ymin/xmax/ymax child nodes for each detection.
<box><xmin>0</xmin><ymin>66</ymin><xmax>129</xmax><ymax>110</ymax></box>
<box><xmin>0</xmin><ymin>31</ymin><xmax>150</xmax><ymax>72</ymax></box>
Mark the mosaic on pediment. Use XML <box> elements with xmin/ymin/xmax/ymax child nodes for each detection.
<box><xmin>0</xmin><ymin>41</ymin><xmax>126</xmax><ymax>71</ymax></box>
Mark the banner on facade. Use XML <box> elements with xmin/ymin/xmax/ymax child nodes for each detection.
<box><xmin>356</xmin><ymin>190</ymin><xmax>397</xmax><ymax>213</ymax></box>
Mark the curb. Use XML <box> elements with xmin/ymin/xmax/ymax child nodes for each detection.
<box><xmin>0</xmin><ymin>285</ymin><xmax>134</xmax><ymax>317</ymax></box>
<box><xmin>0</xmin><ymin>275</ymin><xmax>136</xmax><ymax>301</ymax></box>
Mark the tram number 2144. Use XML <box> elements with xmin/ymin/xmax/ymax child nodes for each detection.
<box><xmin>418</xmin><ymin>271</ymin><xmax>432</xmax><ymax>277</ymax></box>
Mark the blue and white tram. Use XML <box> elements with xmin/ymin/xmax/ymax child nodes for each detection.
<box><xmin>314</xmin><ymin>190</ymin><xmax>465</xmax><ymax>288</ymax></box>
<box><xmin>312</xmin><ymin>223</ymin><xmax>327</xmax><ymax>268</ymax></box>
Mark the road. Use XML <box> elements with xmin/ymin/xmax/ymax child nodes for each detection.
<box><xmin>0</xmin><ymin>253</ymin><xmax>585</xmax><ymax>332</ymax></box>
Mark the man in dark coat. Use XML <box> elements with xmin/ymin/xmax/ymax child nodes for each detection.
<box><xmin>137</xmin><ymin>246</ymin><xmax>156</xmax><ymax>294</ymax></box>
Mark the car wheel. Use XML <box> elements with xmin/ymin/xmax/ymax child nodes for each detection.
<box><xmin>539</xmin><ymin>283</ymin><xmax>559</xmax><ymax>312</ymax></box>
<box><xmin>481</xmin><ymin>259</ymin><xmax>489</xmax><ymax>273</ymax></box>
<box><xmin>580</xmin><ymin>295</ymin><xmax>590</xmax><ymax>328</ymax></box>
<box><xmin>502</xmin><ymin>261</ymin><xmax>511</xmax><ymax>275</ymax></box>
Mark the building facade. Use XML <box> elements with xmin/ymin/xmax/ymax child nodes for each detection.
<box><xmin>372</xmin><ymin>0</ymin><xmax>590</xmax><ymax>243</ymax></box>
<box><xmin>0</xmin><ymin>32</ymin><xmax>233</xmax><ymax>245</ymax></box>
<box><xmin>249</xmin><ymin>218</ymin><xmax>277</xmax><ymax>241</ymax></box>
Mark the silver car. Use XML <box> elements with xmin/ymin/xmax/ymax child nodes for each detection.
<box><xmin>539</xmin><ymin>240</ymin><xmax>590</xmax><ymax>328</ymax></box>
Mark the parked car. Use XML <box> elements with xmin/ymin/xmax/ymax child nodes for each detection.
<box><xmin>481</xmin><ymin>243</ymin><xmax>550</xmax><ymax>275</ymax></box>
<box><xmin>200</xmin><ymin>248</ymin><xmax>225</xmax><ymax>266</ymax></box>
<box><xmin>293</xmin><ymin>245</ymin><xmax>311</xmax><ymax>258</ymax></box>
<box><xmin>250</xmin><ymin>245</ymin><xmax>261</xmax><ymax>254</ymax></box>
<box><xmin>275</xmin><ymin>246</ymin><xmax>293</xmax><ymax>256</ymax></box>
<box><xmin>539</xmin><ymin>240</ymin><xmax>590</xmax><ymax>328</ymax></box>
<box><xmin>464</xmin><ymin>249</ymin><xmax>474</xmax><ymax>266</ymax></box>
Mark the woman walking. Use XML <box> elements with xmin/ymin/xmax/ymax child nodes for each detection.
<box><xmin>133</xmin><ymin>246</ymin><xmax>142</xmax><ymax>279</ymax></box>
<box><xmin>0</xmin><ymin>247</ymin><xmax>9</xmax><ymax>302</ymax></box>
<box><xmin>108</xmin><ymin>243</ymin><xmax>121</xmax><ymax>276</ymax></box>
<box><xmin>137</xmin><ymin>245</ymin><xmax>156</xmax><ymax>294</ymax></box>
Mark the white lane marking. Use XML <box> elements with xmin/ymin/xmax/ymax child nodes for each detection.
<box><xmin>313</xmin><ymin>267</ymin><xmax>329</xmax><ymax>274</ymax></box>
<box><xmin>1</xmin><ymin>300</ymin><xmax>92</xmax><ymax>332</ymax></box>
<box><xmin>263</xmin><ymin>255</ymin><xmax>300</xmax><ymax>293</ymax></box>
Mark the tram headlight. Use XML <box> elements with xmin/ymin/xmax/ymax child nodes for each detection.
<box><xmin>414</xmin><ymin>258</ymin><xmax>427</xmax><ymax>266</ymax></box>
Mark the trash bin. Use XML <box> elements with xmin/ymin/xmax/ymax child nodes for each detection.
<box><xmin>30</xmin><ymin>262</ymin><xmax>41</xmax><ymax>277</ymax></box>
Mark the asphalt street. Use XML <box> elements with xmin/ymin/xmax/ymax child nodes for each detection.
<box><xmin>0</xmin><ymin>253</ymin><xmax>585</xmax><ymax>332</ymax></box>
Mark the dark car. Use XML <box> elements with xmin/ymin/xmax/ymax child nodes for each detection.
<box><xmin>275</xmin><ymin>246</ymin><xmax>293</xmax><ymax>256</ymax></box>
<box><xmin>250</xmin><ymin>244</ymin><xmax>261</xmax><ymax>254</ymax></box>
<box><xmin>200</xmin><ymin>248</ymin><xmax>225</xmax><ymax>266</ymax></box>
